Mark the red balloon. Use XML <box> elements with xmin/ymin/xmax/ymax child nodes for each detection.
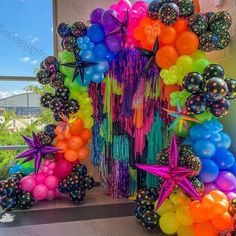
<box><xmin>54</xmin><ymin>159</ymin><xmax>73</xmax><ymax>179</ymax></box>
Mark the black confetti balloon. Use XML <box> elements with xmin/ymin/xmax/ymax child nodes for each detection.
<box><xmin>73</xmin><ymin>164</ymin><xmax>88</xmax><ymax>176</ymax></box>
<box><xmin>11</xmin><ymin>172</ymin><xmax>26</xmax><ymax>180</ymax></box>
<box><xmin>147</xmin><ymin>0</ymin><xmax>163</xmax><ymax>20</ymax></box>
<box><xmin>40</xmin><ymin>93</ymin><xmax>55</xmax><ymax>108</ymax></box>
<box><xmin>209</xmin><ymin>97</ymin><xmax>231</xmax><ymax>117</ymax></box>
<box><xmin>53</xmin><ymin>112</ymin><xmax>64</xmax><ymax>122</ymax></box>
<box><xmin>204</xmin><ymin>77</ymin><xmax>228</xmax><ymax>101</ymax></box>
<box><xmin>204</xmin><ymin>12</ymin><xmax>215</xmax><ymax>22</ymax></box>
<box><xmin>188</xmin><ymin>177</ymin><xmax>204</xmax><ymax>196</ymax></box>
<box><xmin>71</xmin><ymin>22</ymin><xmax>87</xmax><ymax>38</ymax></box>
<box><xmin>187</xmin><ymin>13</ymin><xmax>208</xmax><ymax>35</ymax></box>
<box><xmin>141</xmin><ymin>210</ymin><xmax>159</xmax><ymax>230</ymax></box>
<box><xmin>70</xmin><ymin>187</ymin><xmax>86</xmax><ymax>204</ymax></box>
<box><xmin>50</xmin><ymin>97</ymin><xmax>64</xmax><ymax>113</ymax></box>
<box><xmin>67</xmin><ymin>173</ymin><xmax>84</xmax><ymax>190</ymax></box>
<box><xmin>158</xmin><ymin>3</ymin><xmax>179</xmax><ymax>26</ymax></box>
<box><xmin>45</xmin><ymin>124</ymin><xmax>57</xmax><ymax>139</ymax></box>
<box><xmin>4</xmin><ymin>178</ymin><xmax>21</xmax><ymax>197</ymax></box>
<box><xmin>183</xmin><ymin>72</ymin><xmax>205</xmax><ymax>93</ymax></box>
<box><xmin>37</xmin><ymin>131</ymin><xmax>52</xmax><ymax>146</ymax></box>
<box><xmin>203</xmin><ymin>64</ymin><xmax>224</xmax><ymax>80</ymax></box>
<box><xmin>62</xmin><ymin>36</ymin><xmax>77</xmax><ymax>52</ymax></box>
<box><xmin>17</xmin><ymin>191</ymin><xmax>35</xmax><ymax>209</ymax></box>
<box><xmin>50</xmin><ymin>72</ymin><xmax>65</xmax><ymax>88</ymax></box>
<box><xmin>43</xmin><ymin>56</ymin><xmax>59</xmax><ymax>74</ymax></box>
<box><xmin>229</xmin><ymin>198</ymin><xmax>236</xmax><ymax>216</ymax></box>
<box><xmin>57</xmin><ymin>23</ymin><xmax>71</xmax><ymax>38</ymax></box>
<box><xmin>199</xmin><ymin>31</ymin><xmax>218</xmax><ymax>52</ymax></box>
<box><xmin>225</xmin><ymin>78</ymin><xmax>236</xmax><ymax>100</ymax></box>
<box><xmin>217</xmin><ymin>31</ymin><xmax>231</xmax><ymax>50</ymax></box>
<box><xmin>43</xmin><ymin>153</ymin><xmax>55</xmax><ymax>161</ymax></box>
<box><xmin>36</xmin><ymin>69</ymin><xmax>50</xmax><ymax>85</ymax></box>
<box><xmin>136</xmin><ymin>189</ymin><xmax>156</xmax><ymax>209</ymax></box>
<box><xmin>0</xmin><ymin>181</ymin><xmax>7</xmax><ymax>197</ymax></box>
<box><xmin>84</xmin><ymin>175</ymin><xmax>95</xmax><ymax>190</ymax></box>
<box><xmin>1</xmin><ymin>196</ymin><xmax>18</xmax><ymax>211</ymax></box>
<box><xmin>209</xmin><ymin>11</ymin><xmax>232</xmax><ymax>34</ymax></box>
<box><xmin>173</xmin><ymin>0</ymin><xmax>194</xmax><ymax>16</ymax></box>
<box><xmin>55</xmin><ymin>87</ymin><xmax>70</xmax><ymax>101</ymax></box>
<box><xmin>186</xmin><ymin>93</ymin><xmax>208</xmax><ymax>114</ymax></box>
<box><xmin>66</xmin><ymin>99</ymin><xmax>80</xmax><ymax>114</ymax></box>
<box><xmin>135</xmin><ymin>206</ymin><xmax>147</xmax><ymax>221</ymax></box>
<box><xmin>58</xmin><ymin>178</ymin><xmax>71</xmax><ymax>193</ymax></box>
<box><xmin>148</xmin><ymin>187</ymin><xmax>158</xmax><ymax>201</ymax></box>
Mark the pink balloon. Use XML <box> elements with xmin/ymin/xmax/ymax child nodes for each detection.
<box><xmin>215</xmin><ymin>171</ymin><xmax>236</xmax><ymax>191</ymax></box>
<box><xmin>227</xmin><ymin>192</ymin><xmax>236</xmax><ymax>200</ymax></box>
<box><xmin>56</xmin><ymin>153</ymin><xmax>64</xmax><ymax>159</ymax></box>
<box><xmin>45</xmin><ymin>175</ymin><xmax>59</xmax><ymax>190</ymax></box>
<box><xmin>41</xmin><ymin>166</ymin><xmax>49</xmax><ymax>174</ymax></box>
<box><xmin>33</xmin><ymin>184</ymin><xmax>48</xmax><ymax>200</ymax></box>
<box><xmin>110</xmin><ymin>4</ymin><xmax>118</xmax><ymax>11</ymax></box>
<box><xmin>35</xmin><ymin>173</ymin><xmax>46</xmax><ymax>185</ymax></box>
<box><xmin>132</xmin><ymin>1</ymin><xmax>148</xmax><ymax>11</ymax></box>
<box><xmin>54</xmin><ymin>159</ymin><xmax>73</xmax><ymax>179</ymax></box>
<box><xmin>48</xmin><ymin>162</ymin><xmax>56</xmax><ymax>170</ymax></box>
<box><xmin>117</xmin><ymin>0</ymin><xmax>132</xmax><ymax>11</ymax></box>
<box><xmin>47</xmin><ymin>190</ymin><xmax>55</xmax><ymax>201</ymax></box>
<box><xmin>21</xmin><ymin>176</ymin><xmax>36</xmax><ymax>192</ymax></box>
<box><xmin>48</xmin><ymin>170</ymin><xmax>54</xmax><ymax>175</ymax></box>
<box><xmin>44</xmin><ymin>160</ymin><xmax>50</xmax><ymax>166</ymax></box>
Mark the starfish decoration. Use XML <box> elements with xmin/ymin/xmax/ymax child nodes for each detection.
<box><xmin>163</xmin><ymin>102</ymin><xmax>202</xmax><ymax>133</ymax></box>
<box><xmin>136</xmin><ymin>37</ymin><xmax>160</xmax><ymax>75</ymax></box>
<box><xmin>60</xmin><ymin>47</ymin><xmax>97</xmax><ymax>83</ymax></box>
<box><xmin>15</xmin><ymin>132</ymin><xmax>59</xmax><ymax>173</ymax></box>
<box><xmin>57</xmin><ymin>113</ymin><xmax>77</xmax><ymax>136</ymax></box>
<box><xmin>136</xmin><ymin>135</ymin><xmax>201</xmax><ymax>209</ymax></box>
<box><xmin>106</xmin><ymin>10</ymin><xmax>129</xmax><ymax>45</ymax></box>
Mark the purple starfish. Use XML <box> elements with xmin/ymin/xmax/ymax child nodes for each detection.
<box><xmin>136</xmin><ymin>134</ymin><xmax>201</xmax><ymax>209</ymax></box>
<box><xmin>16</xmin><ymin>132</ymin><xmax>59</xmax><ymax>173</ymax></box>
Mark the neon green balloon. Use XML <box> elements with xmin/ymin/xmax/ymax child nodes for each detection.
<box><xmin>190</xmin><ymin>50</ymin><xmax>207</xmax><ymax>61</ymax></box>
<box><xmin>156</xmin><ymin>199</ymin><xmax>174</xmax><ymax>216</ymax></box>
<box><xmin>172</xmin><ymin>122</ymin><xmax>191</xmax><ymax>137</ymax></box>
<box><xmin>59</xmin><ymin>51</ymin><xmax>75</xmax><ymax>78</ymax></box>
<box><xmin>192</xmin><ymin>59</ymin><xmax>210</xmax><ymax>73</ymax></box>
<box><xmin>160</xmin><ymin>69</ymin><xmax>169</xmax><ymax>79</ymax></box>
<box><xmin>164</xmin><ymin>74</ymin><xmax>178</xmax><ymax>85</ymax></box>
<box><xmin>170</xmin><ymin>91</ymin><xmax>190</xmax><ymax>108</ymax></box>
<box><xmin>159</xmin><ymin>212</ymin><xmax>180</xmax><ymax>235</ymax></box>
<box><xmin>176</xmin><ymin>55</ymin><xmax>193</xmax><ymax>74</ymax></box>
<box><xmin>193</xmin><ymin>110</ymin><xmax>213</xmax><ymax>122</ymax></box>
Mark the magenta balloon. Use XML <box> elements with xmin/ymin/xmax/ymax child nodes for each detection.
<box><xmin>101</xmin><ymin>10</ymin><xmax>118</xmax><ymax>33</ymax></box>
<box><xmin>215</xmin><ymin>171</ymin><xmax>236</xmax><ymax>191</ymax></box>
<box><xmin>21</xmin><ymin>176</ymin><xmax>36</xmax><ymax>192</ymax></box>
<box><xmin>33</xmin><ymin>184</ymin><xmax>48</xmax><ymax>200</ymax></box>
<box><xmin>54</xmin><ymin>159</ymin><xmax>73</xmax><ymax>179</ymax></box>
<box><xmin>132</xmin><ymin>1</ymin><xmax>148</xmax><ymax>11</ymax></box>
<box><xmin>203</xmin><ymin>183</ymin><xmax>218</xmax><ymax>195</ymax></box>
<box><xmin>45</xmin><ymin>175</ymin><xmax>59</xmax><ymax>190</ymax></box>
<box><xmin>47</xmin><ymin>190</ymin><xmax>56</xmax><ymax>201</ymax></box>
<box><xmin>35</xmin><ymin>172</ymin><xmax>46</xmax><ymax>185</ymax></box>
<box><xmin>105</xmin><ymin>35</ymin><xmax>122</xmax><ymax>52</ymax></box>
<box><xmin>227</xmin><ymin>192</ymin><xmax>236</xmax><ymax>200</ymax></box>
<box><xmin>90</xmin><ymin>8</ymin><xmax>105</xmax><ymax>24</ymax></box>
<box><xmin>117</xmin><ymin>0</ymin><xmax>132</xmax><ymax>11</ymax></box>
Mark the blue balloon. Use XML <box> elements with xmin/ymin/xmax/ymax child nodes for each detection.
<box><xmin>95</xmin><ymin>60</ymin><xmax>109</xmax><ymax>73</ymax></box>
<box><xmin>91</xmin><ymin>73</ymin><xmax>104</xmax><ymax>83</ymax></box>
<box><xmin>199</xmin><ymin>159</ymin><xmax>219</xmax><ymax>183</ymax></box>
<box><xmin>87</xmin><ymin>24</ymin><xmax>105</xmax><ymax>43</ymax></box>
<box><xmin>194</xmin><ymin>140</ymin><xmax>216</xmax><ymax>159</ymax></box>
<box><xmin>204</xmin><ymin>119</ymin><xmax>223</xmax><ymax>133</ymax></box>
<box><xmin>94</xmin><ymin>43</ymin><xmax>108</xmax><ymax>59</ymax></box>
<box><xmin>229</xmin><ymin>162</ymin><xmax>236</xmax><ymax>176</ymax></box>
<box><xmin>215</xmin><ymin>132</ymin><xmax>231</xmax><ymax>149</ymax></box>
<box><xmin>105</xmin><ymin>51</ymin><xmax>115</xmax><ymax>62</ymax></box>
<box><xmin>213</xmin><ymin>147</ymin><xmax>235</xmax><ymax>170</ymax></box>
<box><xmin>190</xmin><ymin>124</ymin><xmax>211</xmax><ymax>141</ymax></box>
<box><xmin>210</xmin><ymin>132</ymin><xmax>221</xmax><ymax>143</ymax></box>
<box><xmin>183</xmin><ymin>136</ymin><xmax>193</xmax><ymax>146</ymax></box>
<box><xmin>9</xmin><ymin>164</ymin><xmax>23</xmax><ymax>175</ymax></box>
<box><xmin>80</xmin><ymin>49</ymin><xmax>95</xmax><ymax>61</ymax></box>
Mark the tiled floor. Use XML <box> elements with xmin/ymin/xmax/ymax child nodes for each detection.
<box><xmin>0</xmin><ymin>187</ymin><xmax>164</xmax><ymax>236</ymax></box>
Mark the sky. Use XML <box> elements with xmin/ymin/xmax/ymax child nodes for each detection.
<box><xmin>0</xmin><ymin>0</ymin><xmax>53</xmax><ymax>98</ymax></box>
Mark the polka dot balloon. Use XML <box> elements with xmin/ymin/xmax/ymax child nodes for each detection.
<box><xmin>183</xmin><ymin>72</ymin><xmax>205</xmax><ymax>93</ymax></box>
<box><xmin>186</xmin><ymin>93</ymin><xmax>208</xmax><ymax>114</ymax></box>
<box><xmin>158</xmin><ymin>3</ymin><xmax>180</xmax><ymax>26</ymax></box>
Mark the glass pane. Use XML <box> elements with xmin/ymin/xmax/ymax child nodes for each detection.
<box><xmin>0</xmin><ymin>0</ymin><xmax>53</xmax><ymax>77</ymax></box>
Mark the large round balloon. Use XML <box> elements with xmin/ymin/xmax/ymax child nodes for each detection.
<box><xmin>209</xmin><ymin>98</ymin><xmax>231</xmax><ymax>117</ymax></box>
<box><xmin>183</xmin><ymin>72</ymin><xmax>205</xmax><ymax>93</ymax></box>
<box><xmin>203</xmin><ymin>64</ymin><xmax>225</xmax><ymax>80</ymax></box>
<box><xmin>199</xmin><ymin>159</ymin><xmax>219</xmax><ymax>183</ymax></box>
<box><xmin>225</xmin><ymin>78</ymin><xmax>236</xmax><ymax>100</ymax></box>
<box><xmin>158</xmin><ymin>3</ymin><xmax>179</xmax><ymax>26</ymax></box>
<box><xmin>186</xmin><ymin>94</ymin><xmax>208</xmax><ymax>115</ymax></box>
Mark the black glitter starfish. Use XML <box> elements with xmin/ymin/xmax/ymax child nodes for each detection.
<box><xmin>136</xmin><ymin>37</ymin><xmax>160</xmax><ymax>75</ymax></box>
<box><xmin>60</xmin><ymin>48</ymin><xmax>97</xmax><ymax>83</ymax></box>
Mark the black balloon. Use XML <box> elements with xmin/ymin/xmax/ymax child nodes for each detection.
<box><xmin>203</xmin><ymin>64</ymin><xmax>225</xmax><ymax>80</ymax></box>
<box><xmin>141</xmin><ymin>210</ymin><xmax>159</xmax><ymax>230</ymax></box>
<box><xmin>37</xmin><ymin>131</ymin><xmax>52</xmax><ymax>146</ymax></box>
<box><xmin>71</xmin><ymin>22</ymin><xmax>87</xmax><ymax>38</ymax></box>
<box><xmin>58</xmin><ymin>178</ymin><xmax>71</xmax><ymax>193</ymax></box>
<box><xmin>188</xmin><ymin>177</ymin><xmax>204</xmax><ymax>196</ymax></box>
<box><xmin>62</xmin><ymin>36</ymin><xmax>77</xmax><ymax>52</ymax></box>
<box><xmin>55</xmin><ymin>87</ymin><xmax>70</xmax><ymax>101</ymax></box>
<box><xmin>67</xmin><ymin>173</ymin><xmax>84</xmax><ymax>190</ymax></box>
<box><xmin>50</xmin><ymin>72</ymin><xmax>65</xmax><ymax>88</ymax></box>
<box><xmin>70</xmin><ymin>187</ymin><xmax>86</xmax><ymax>204</ymax></box>
<box><xmin>65</xmin><ymin>99</ymin><xmax>80</xmax><ymax>114</ymax></box>
<box><xmin>57</xmin><ymin>23</ymin><xmax>71</xmax><ymax>38</ymax></box>
<box><xmin>173</xmin><ymin>0</ymin><xmax>194</xmax><ymax>16</ymax></box>
<box><xmin>209</xmin><ymin>97</ymin><xmax>231</xmax><ymax>117</ymax></box>
<box><xmin>43</xmin><ymin>56</ymin><xmax>59</xmax><ymax>74</ymax></box>
<box><xmin>11</xmin><ymin>172</ymin><xmax>26</xmax><ymax>180</ymax></box>
<box><xmin>84</xmin><ymin>176</ymin><xmax>95</xmax><ymax>190</ymax></box>
<box><xmin>204</xmin><ymin>77</ymin><xmax>228</xmax><ymax>101</ymax></box>
<box><xmin>187</xmin><ymin>13</ymin><xmax>208</xmax><ymax>35</ymax></box>
<box><xmin>229</xmin><ymin>198</ymin><xmax>236</xmax><ymax>216</ymax></box>
<box><xmin>183</xmin><ymin>72</ymin><xmax>205</xmax><ymax>93</ymax></box>
<box><xmin>225</xmin><ymin>78</ymin><xmax>236</xmax><ymax>100</ymax></box>
<box><xmin>147</xmin><ymin>0</ymin><xmax>163</xmax><ymax>20</ymax></box>
<box><xmin>136</xmin><ymin>189</ymin><xmax>155</xmax><ymax>209</ymax></box>
<box><xmin>4</xmin><ymin>178</ymin><xmax>21</xmax><ymax>197</ymax></box>
<box><xmin>148</xmin><ymin>187</ymin><xmax>158</xmax><ymax>201</ymax></box>
<box><xmin>45</xmin><ymin>124</ymin><xmax>57</xmax><ymax>139</ymax></box>
<box><xmin>17</xmin><ymin>191</ymin><xmax>35</xmax><ymax>209</ymax></box>
<box><xmin>49</xmin><ymin>97</ymin><xmax>65</xmax><ymax>113</ymax></box>
<box><xmin>36</xmin><ymin>69</ymin><xmax>50</xmax><ymax>85</ymax></box>
<box><xmin>158</xmin><ymin>3</ymin><xmax>179</xmax><ymax>26</ymax></box>
<box><xmin>186</xmin><ymin>93</ymin><xmax>208</xmax><ymax>114</ymax></box>
<box><xmin>199</xmin><ymin>31</ymin><xmax>218</xmax><ymax>52</ymax></box>
<box><xmin>73</xmin><ymin>164</ymin><xmax>88</xmax><ymax>176</ymax></box>
<box><xmin>217</xmin><ymin>31</ymin><xmax>231</xmax><ymax>50</ymax></box>
<box><xmin>135</xmin><ymin>206</ymin><xmax>147</xmax><ymax>221</ymax></box>
<box><xmin>1</xmin><ymin>196</ymin><xmax>18</xmax><ymax>211</ymax></box>
<box><xmin>43</xmin><ymin>153</ymin><xmax>55</xmax><ymax>161</ymax></box>
<box><xmin>40</xmin><ymin>93</ymin><xmax>55</xmax><ymax>108</ymax></box>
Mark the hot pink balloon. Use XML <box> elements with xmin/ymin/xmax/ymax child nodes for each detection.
<box><xmin>54</xmin><ymin>159</ymin><xmax>73</xmax><ymax>179</ymax></box>
<box><xmin>47</xmin><ymin>190</ymin><xmax>56</xmax><ymax>201</ymax></box>
<box><xmin>48</xmin><ymin>162</ymin><xmax>56</xmax><ymax>170</ymax></box>
<box><xmin>21</xmin><ymin>176</ymin><xmax>36</xmax><ymax>192</ymax></box>
<box><xmin>117</xmin><ymin>0</ymin><xmax>132</xmax><ymax>11</ymax></box>
<box><xmin>35</xmin><ymin>172</ymin><xmax>46</xmax><ymax>185</ymax></box>
<box><xmin>132</xmin><ymin>1</ymin><xmax>148</xmax><ymax>11</ymax></box>
<box><xmin>33</xmin><ymin>184</ymin><xmax>48</xmax><ymax>200</ymax></box>
<box><xmin>227</xmin><ymin>192</ymin><xmax>236</xmax><ymax>200</ymax></box>
<box><xmin>45</xmin><ymin>175</ymin><xmax>59</xmax><ymax>190</ymax></box>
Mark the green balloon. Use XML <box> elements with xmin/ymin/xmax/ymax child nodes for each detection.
<box><xmin>192</xmin><ymin>59</ymin><xmax>210</xmax><ymax>73</ymax></box>
<box><xmin>172</xmin><ymin>121</ymin><xmax>194</xmax><ymax>137</ymax></box>
<box><xmin>193</xmin><ymin>110</ymin><xmax>213</xmax><ymax>122</ymax></box>
<box><xmin>170</xmin><ymin>90</ymin><xmax>191</xmax><ymax>108</ymax></box>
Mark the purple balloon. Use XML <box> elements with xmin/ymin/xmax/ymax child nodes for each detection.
<box><xmin>215</xmin><ymin>171</ymin><xmax>236</xmax><ymax>191</ymax></box>
<box><xmin>105</xmin><ymin>35</ymin><xmax>122</xmax><ymax>52</ymax></box>
<box><xmin>227</xmin><ymin>192</ymin><xmax>236</xmax><ymax>200</ymax></box>
<box><xmin>203</xmin><ymin>183</ymin><xmax>218</xmax><ymax>195</ymax></box>
<box><xmin>90</xmin><ymin>8</ymin><xmax>105</xmax><ymax>24</ymax></box>
<box><xmin>101</xmin><ymin>10</ymin><xmax>118</xmax><ymax>33</ymax></box>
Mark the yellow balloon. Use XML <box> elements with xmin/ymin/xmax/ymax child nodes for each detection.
<box><xmin>159</xmin><ymin>212</ymin><xmax>180</xmax><ymax>235</ymax></box>
<box><xmin>80</xmin><ymin>105</ymin><xmax>94</xmax><ymax>116</ymax></box>
<box><xmin>169</xmin><ymin>65</ymin><xmax>178</xmax><ymax>74</ymax></box>
<box><xmin>83</xmin><ymin>117</ymin><xmax>94</xmax><ymax>129</ymax></box>
<box><xmin>156</xmin><ymin>199</ymin><xmax>174</xmax><ymax>216</ymax></box>
<box><xmin>176</xmin><ymin>206</ymin><xmax>193</xmax><ymax>226</ymax></box>
<box><xmin>177</xmin><ymin>225</ymin><xmax>195</xmax><ymax>236</ymax></box>
<box><xmin>176</xmin><ymin>55</ymin><xmax>193</xmax><ymax>74</ymax></box>
<box><xmin>164</xmin><ymin>74</ymin><xmax>178</xmax><ymax>85</ymax></box>
<box><xmin>160</xmin><ymin>69</ymin><xmax>169</xmax><ymax>79</ymax></box>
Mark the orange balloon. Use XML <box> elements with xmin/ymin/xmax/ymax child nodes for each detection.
<box><xmin>193</xmin><ymin>0</ymin><xmax>200</xmax><ymax>13</ymax></box>
<box><xmin>80</xmin><ymin>128</ymin><xmax>92</xmax><ymax>142</ymax></box>
<box><xmin>64</xmin><ymin>149</ymin><xmax>79</xmax><ymax>162</ymax></box>
<box><xmin>55</xmin><ymin>140</ymin><xmax>68</xmax><ymax>153</ymax></box>
<box><xmin>134</xmin><ymin>26</ymin><xmax>145</xmax><ymax>41</ymax></box>
<box><xmin>213</xmin><ymin>201</ymin><xmax>228</xmax><ymax>215</ymax></box>
<box><xmin>173</xmin><ymin>19</ymin><xmax>188</xmax><ymax>33</ymax></box>
<box><xmin>140</xmin><ymin>16</ymin><xmax>153</xmax><ymax>27</ymax></box>
<box><xmin>77</xmin><ymin>147</ymin><xmax>89</xmax><ymax>161</ymax></box>
<box><xmin>210</xmin><ymin>190</ymin><xmax>228</xmax><ymax>202</ymax></box>
<box><xmin>69</xmin><ymin>118</ymin><xmax>84</xmax><ymax>135</ymax></box>
<box><xmin>159</xmin><ymin>26</ymin><xmax>177</xmax><ymax>45</ymax></box>
<box><xmin>202</xmin><ymin>194</ymin><xmax>215</xmax><ymax>209</ymax></box>
<box><xmin>194</xmin><ymin>221</ymin><xmax>219</xmax><ymax>236</ymax></box>
<box><xmin>175</xmin><ymin>31</ymin><xmax>199</xmax><ymax>55</ymax></box>
<box><xmin>189</xmin><ymin>201</ymin><xmax>208</xmax><ymax>223</ymax></box>
<box><xmin>141</xmin><ymin>40</ymin><xmax>153</xmax><ymax>51</ymax></box>
<box><xmin>68</xmin><ymin>135</ymin><xmax>84</xmax><ymax>150</ymax></box>
<box><xmin>211</xmin><ymin>212</ymin><xmax>233</xmax><ymax>231</ymax></box>
<box><xmin>54</xmin><ymin>126</ymin><xmax>63</xmax><ymax>135</ymax></box>
<box><xmin>155</xmin><ymin>45</ymin><xmax>178</xmax><ymax>69</ymax></box>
